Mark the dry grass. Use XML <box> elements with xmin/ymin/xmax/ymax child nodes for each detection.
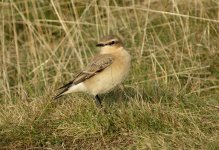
<box><xmin>0</xmin><ymin>0</ymin><xmax>219</xmax><ymax>149</ymax></box>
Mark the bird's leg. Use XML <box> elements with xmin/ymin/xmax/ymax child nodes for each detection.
<box><xmin>94</xmin><ymin>95</ymin><xmax>102</xmax><ymax>107</ymax></box>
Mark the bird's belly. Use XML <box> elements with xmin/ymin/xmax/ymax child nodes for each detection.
<box><xmin>84</xmin><ymin>63</ymin><xmax>129</xmax><ymax>95</ymax></box>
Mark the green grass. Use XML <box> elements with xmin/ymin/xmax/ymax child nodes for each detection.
<box><xmin>0</xmin><ymin>0</ymin><xmax>219</xmax><ymax>149</ymax></box>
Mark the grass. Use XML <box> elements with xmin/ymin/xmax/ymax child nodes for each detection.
<box><xmin>0</xmin><ymin>0</ymin><xmax>219</xmax><ymax>149</ymax></box>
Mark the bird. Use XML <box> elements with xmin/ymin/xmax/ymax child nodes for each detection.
<box><xmin>54</xmin><ymin>35</ymin><xmax>131</xmax><ymax>107</ymax></box>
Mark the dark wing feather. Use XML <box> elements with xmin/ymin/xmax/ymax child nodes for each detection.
<box><xmin>73</xmin><ymin>54</ymin><xmax>115</xmax><ymax>84</ymax></box>
<box><xmin>57</xmin><ymin>81</ymin><xmax>73</xmax><ymax>90</ymax></box>
<box><xmin>54</xmin><ymin>54</ymin><xmax>115</xmax><ymax>99</ymax></box>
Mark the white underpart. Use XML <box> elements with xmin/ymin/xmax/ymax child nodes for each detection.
<box><xmin>64</xmin><ymin>82</ymin><xmax>87</xmax><ymax>95</ymax></box>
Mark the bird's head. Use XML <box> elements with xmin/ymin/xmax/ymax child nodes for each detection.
<box><xmin>96</xmin><ymin>35</ymin><xmax>123</xmax><ymax>54</ymax></box>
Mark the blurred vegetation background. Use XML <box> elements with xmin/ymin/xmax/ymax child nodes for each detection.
<box><xmin>0</xmin><ymin>0</ymin><xmax>219</xmax><ymax>149</ymax></box>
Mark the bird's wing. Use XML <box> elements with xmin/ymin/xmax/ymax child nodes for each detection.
<box><xmin>73</xmin><ymin>54</ymin><xmax>115</xmax><ymax>84</ymax></box>
<box><xmin>54</xmin><ymin>54</ymin><xmax>115</xmax><ymax>99</ymax></box>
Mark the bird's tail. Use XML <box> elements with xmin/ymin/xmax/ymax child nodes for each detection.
<box><xmin>53</xmin><ymin>91</ymin><xmax>64</xmax><ymax>99</ymax></box>
<box><xmin>53</xmin><ymin>88</ymin><xmax>68</xmax><ymax>100</ymax></box>
<box><xmin>53</xmin><ymin>81</ymin><xmax>74</xmax><ymax>100</ymax></box>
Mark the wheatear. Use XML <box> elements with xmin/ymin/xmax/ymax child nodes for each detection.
<box><xmin>54</xmin><ymin>35</ymin><xmax>131</xmax><ymax>107</ymax></box>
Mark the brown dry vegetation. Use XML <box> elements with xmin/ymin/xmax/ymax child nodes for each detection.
<box><xmin>0</xmin><ymin>0</ymin><xmax>219</xmax><ymax>149</ymax></box>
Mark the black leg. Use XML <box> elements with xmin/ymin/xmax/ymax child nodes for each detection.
<box><xmin>94</xmin><ymin>95</ymin><xmax>102</xmax><ymax>108</ymax></box>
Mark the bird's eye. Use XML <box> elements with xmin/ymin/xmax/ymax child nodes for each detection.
<box><xmin>109</xmin><ymin>41</ymin><xmax>116</xmax><ymax>45</ymax></box>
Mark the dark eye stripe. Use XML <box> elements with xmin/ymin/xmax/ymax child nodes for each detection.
<box><xmin>108</xmin><ymin>40</ymin><xmax>119</xmax><ymax>45</ymax></box>
<box><xmin>96</xmin><ymin>40</ymin><xmax>118</xmax><ymax>47</ymax></box>
<box><xmin>108</xmin><ymin>41</ymin><xmax>115</xmax><ymax>45</ymax></box>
